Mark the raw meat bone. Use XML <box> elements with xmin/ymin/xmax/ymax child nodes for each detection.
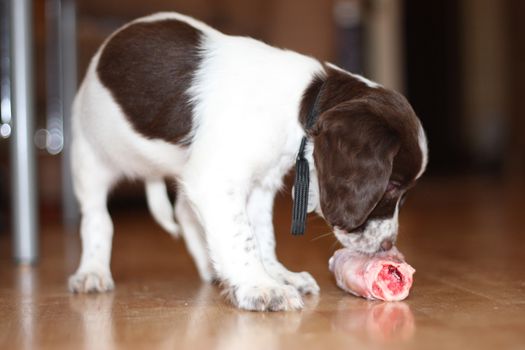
<box><xmin>329</xmin><ymin>247</ymin><xmax>415</xmax><ymax>301</ymax></box>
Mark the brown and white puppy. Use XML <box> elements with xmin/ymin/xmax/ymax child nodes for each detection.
<box><xmin>68</xmin><ymin>12</ymin><xmax>428</xmax><ymax>312</ymax></box>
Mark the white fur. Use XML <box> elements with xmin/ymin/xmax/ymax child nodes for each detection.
<box><xmin>145</xmin><ymin>180</ymin><xmax>180</xmax><ymax>236</ymax></box>
<box><xmin>179</xmin><ymin>28</ymin><xmax>323</xmax><ymax>311</ymax></box>
<box><xmin>69</xmin><ymin>13</ymin><xmax>321</xmax><ymax>310</ymax></box>
<box><xmin>325</xmin><ymin>62</ymin><xmax>381</xmax><ymax>88</ymax></box>
<box><xmin>416</xmin><ymin>123</ymin><xmax>429</xmax><ymax>179</ymax></box>
<box><xmin>334</xmin><ymin>201</ymin><xmax>400</xmax><ymax>254</ymax></box>
<box><xmin>174</xmin><ymin>192</ymin><xmax>214</xmax><ymax>282</ymax></box>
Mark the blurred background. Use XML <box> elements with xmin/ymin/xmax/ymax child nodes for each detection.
<box><xmin>0</xmin><ymin>0</ymin><xmax>524</xmax><ymax>257</ymax></box>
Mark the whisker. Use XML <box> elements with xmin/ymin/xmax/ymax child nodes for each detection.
<box><xmin>310</xmin><ymin>231</ymin><xmax>333</xmax><ymax>242</ymax></box>
<box><xmin>330</xmin><ymin>239</ymin><xmax>341</xmax><ymax>251</ymax></box>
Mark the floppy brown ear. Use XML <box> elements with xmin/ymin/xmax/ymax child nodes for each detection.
<box><xmin>312</xmin><ymin>103</ymin><xmax>400</xmax><ymax>231</ymax></box>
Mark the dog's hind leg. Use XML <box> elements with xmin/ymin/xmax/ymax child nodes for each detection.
<box><xmin>175</xmin><ymin>193</ymin><xmax>215</xmax><ymax>282</ymax></box>
<box><xmin>68</xmin><ymin>127</ymin><xmax>119</xmax><ymax>293</ymax></box>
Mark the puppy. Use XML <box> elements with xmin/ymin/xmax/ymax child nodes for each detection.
<box><xmin>69</xmin><ymin>12</ymin><xmax>428</xmax><ymax>311</ymax></box>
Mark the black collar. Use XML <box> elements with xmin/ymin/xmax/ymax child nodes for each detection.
<box><xmin>291</xmin><ymin>79</ymin><xmax>325</xmax><ymax>235</ymax></box>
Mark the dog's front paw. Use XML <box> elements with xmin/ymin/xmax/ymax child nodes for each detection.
<box><xmin>282</xmin><ymin>271</ymin><xmax>320</xmax><ymax>295</ymax></box>
<box><xmin>267</xmin><ymin>266</ymin><xmax>320</xmax><ymax>295</ymax></box>
<box><xmin>68</xmin><ymin>270</ymin><xmax>115</xmax><ymax>293</ymax></box>
<box><xmin>226</xmin><ymin>281</ymin><xmax>304</xmax><ymax>311</ymax></box>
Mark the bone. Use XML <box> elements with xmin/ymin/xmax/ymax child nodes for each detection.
<box><xmin>329</xmin><ymin>247</ymin><xmax>415</xmax><ymax>301</ymax></box>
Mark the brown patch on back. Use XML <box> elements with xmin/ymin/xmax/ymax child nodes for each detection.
<box><xmin>97</xmin><ymin>19</ymin><xmax>203</xmax><ymax>145</ymax></box>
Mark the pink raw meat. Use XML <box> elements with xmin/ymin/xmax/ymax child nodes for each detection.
<box><xmin>329</xmin><ymin>247</ymin><xmax>415</xmax><ymax>301</ymax></box>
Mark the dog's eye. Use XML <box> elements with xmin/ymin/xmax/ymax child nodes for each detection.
<box><xmin>386</xmin><ymin>180</ymin><xmax>401</xmax><ymax>194</ymax></box>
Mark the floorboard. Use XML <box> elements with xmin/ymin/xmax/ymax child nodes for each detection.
<box><xmin>1</xmin><ymin>177</ymin><xmax>524</xmax><ymax>350</ymax></box>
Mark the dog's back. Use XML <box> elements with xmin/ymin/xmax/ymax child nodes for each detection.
<box><xmin>73</xmin><ymin>12</ymin><xmax>322</xmax><ymax>182</ymax></box>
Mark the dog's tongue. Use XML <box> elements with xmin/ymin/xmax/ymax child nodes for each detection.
<box><xmin>329</xmin><ymin>247</ymin><xmax>415</xmax><ymax>301</ymax></box>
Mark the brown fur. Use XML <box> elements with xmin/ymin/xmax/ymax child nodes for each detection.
<box><xmin>300</xmin><ymin>66</ymin><xmax>424</xmax><ymax>232</ymax></box>
<box><xmin>97</xmin><ymin>19</ymin><xmax>203</xmax><ymax>145</ymax></box>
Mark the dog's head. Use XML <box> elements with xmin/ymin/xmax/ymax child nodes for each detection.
<box><xmin>307</xmin><ymin>67</ymin><xmax>427</xmax><ymax>254</ymax></box>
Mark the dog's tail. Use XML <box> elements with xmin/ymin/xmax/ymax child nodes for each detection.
<box><xmin>145</xmin><ymin>179</ymin><xmax>180</xmax><ymax>238</ymax></box>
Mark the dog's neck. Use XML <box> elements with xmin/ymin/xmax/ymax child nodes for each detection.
<box><xmin>304</xmin><ymin>142</ymin><xmax>321</xmax><ymax>215</ymax></box>
<box><xmin>298</xmin><ymin>73</ymin><xmax>326</xmax><ymax>133</ymax></box>
<box><xmin>290</xmin><ymin>75</ymin><xmax>326</xmax><ymax>235</ymax></box>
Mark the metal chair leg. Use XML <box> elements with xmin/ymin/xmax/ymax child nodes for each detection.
<box><xmin>10</xmin><ymin>0</ymin><xmax>38</xmax><ymax>264</ymax></box>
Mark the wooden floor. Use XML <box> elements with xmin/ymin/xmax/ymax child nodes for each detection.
<box><xmin>1</xmin><ymin>178</ymin><xmax>525</xmax><ymax>350</ymax></box>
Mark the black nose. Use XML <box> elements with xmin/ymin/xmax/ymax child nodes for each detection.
<box><xmin>380</xmin><ymin>239</ymin><xmax>393</xmax><ymax>251</ymax></box>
